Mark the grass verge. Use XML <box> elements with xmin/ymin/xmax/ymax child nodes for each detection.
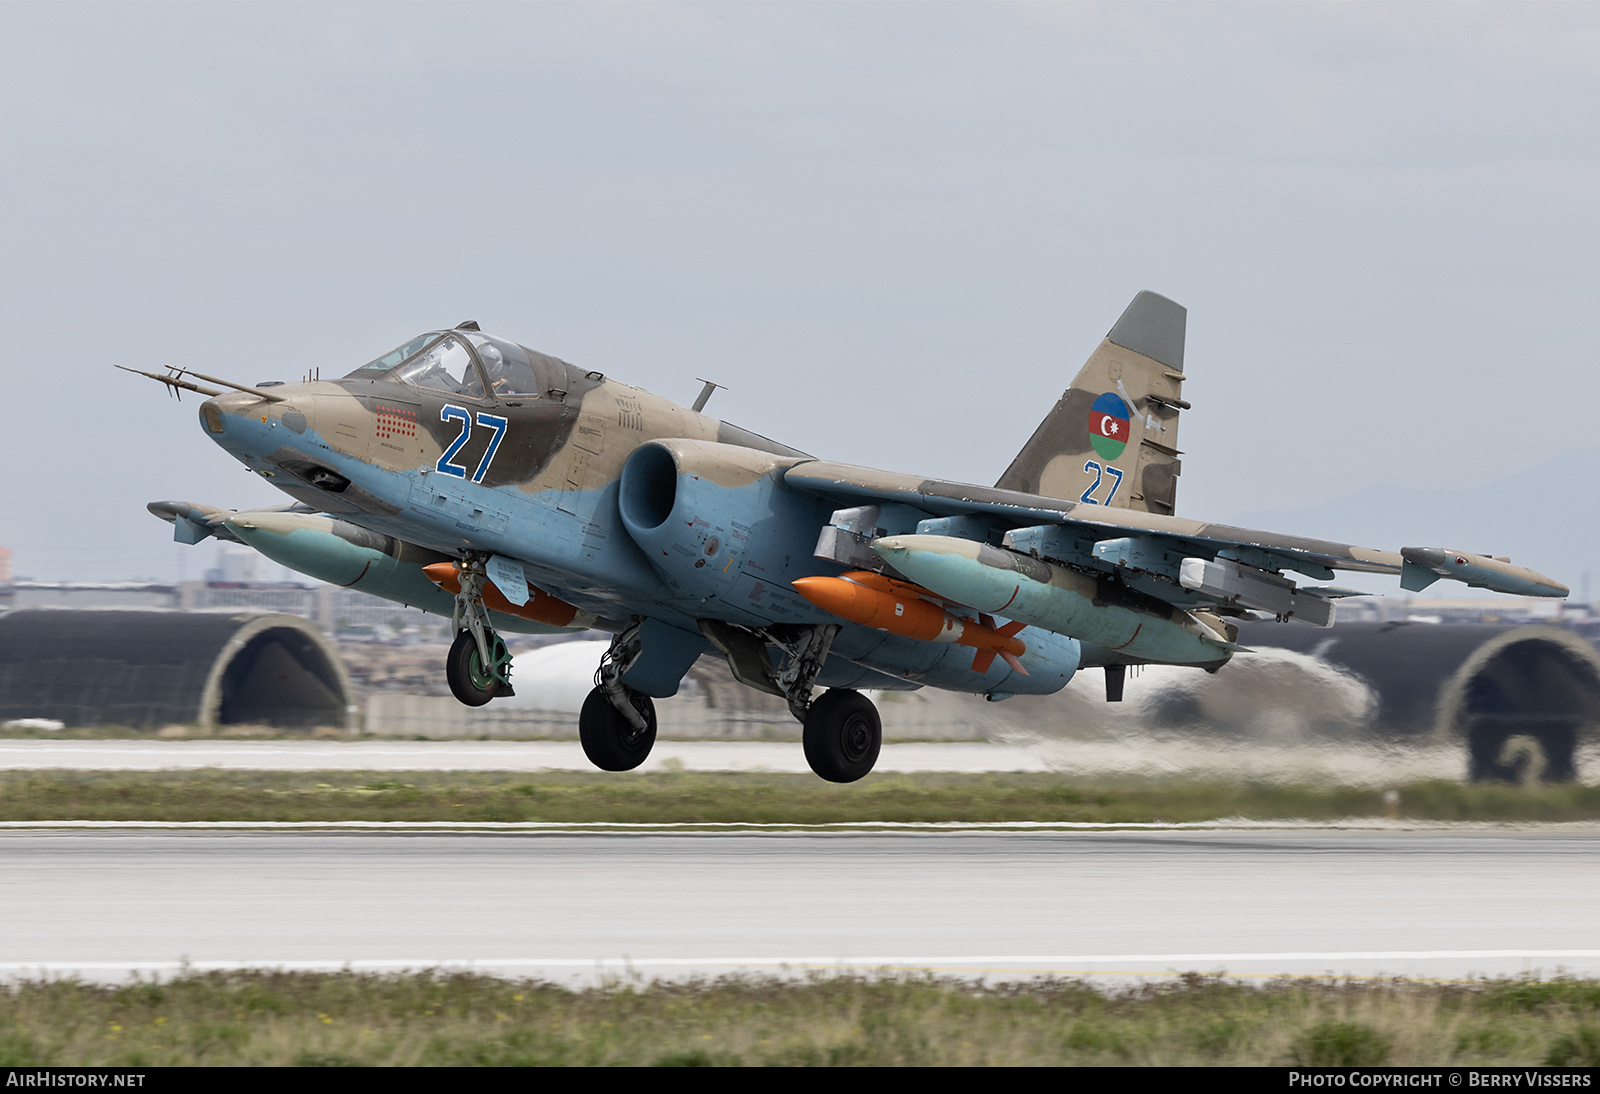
<box><xmin>1</xmin><ymin>771</ymin><xmax>1600</xmax><ymax>825</ymax></box>
<box><xmin>3</xmin><ymin>971</ymin><xmax>1600</xmax><ymax>1066</ymax></box>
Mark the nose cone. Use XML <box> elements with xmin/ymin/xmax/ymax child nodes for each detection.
<box><xmin>197</xmin><ymin>389</ymin><xmax>273</xmax><ymax>445</ymax></box>
<box><xmin>198</xmin><ymin>397</ymin><xmax>227</xmax><ymax>437</ymax></box>
<box><xmin>197</xmin><ymin>384</ymin><xmax>323</xmax><ymax>468</ymax></box>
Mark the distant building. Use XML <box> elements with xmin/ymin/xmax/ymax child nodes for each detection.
<box><xmin>1238</xmin><ymin>618</ymin><xmax>1600</xmax><ymax>783</ymax></box>
<box><xmin>7</xmin><ymin>582</ymin><xmax>179</xmax><ymax>611</ymax></box>
<box><xmin>203</xmin><ymin>543</ymin><xmax>262</xmax><ymax>585</ymax></box>
<box><xmin>0</xmin><ymin>610</ymin><xmax>353</xmax><ymax>729</ymax></box>
<box><xmin>0</xmin><ymin>579</ymin><xmax>437</xmax><ymax>637</ymax></box>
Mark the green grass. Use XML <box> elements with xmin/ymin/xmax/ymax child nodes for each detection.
<box><xmin>2</xmin><ymin>971</ymin><xmax>1599</xmax><ymax>1066</ymax></box>
<box><xmin>2</xmin><ymin>770</ymin><xmax>1600</xmax><ymax>825</ymax></box>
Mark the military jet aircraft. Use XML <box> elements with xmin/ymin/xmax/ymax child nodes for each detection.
<box><xmin>128</xmin><ymin>292</ymin><xmax>1567</xmax><ymax>782</ymax></box>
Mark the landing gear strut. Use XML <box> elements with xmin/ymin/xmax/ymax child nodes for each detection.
<box><xmin>579</xmin><ymin>620</ymin><xmax>659</xmax><ymax>771</ymax></box>
<box><xmin>444</xmin><ymin>555</ymin><xmax>513</xmax><ymax>706</ymax></box>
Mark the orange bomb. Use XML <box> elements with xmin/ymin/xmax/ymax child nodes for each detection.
<box><xmin>423</xmin><ymin>561</ymin><xmax>590</xmax><ymax>629</ymax></box>
<box><xmin>791</xmin><ymin>571</ymin><xmax>1029</xmax><ymax>674</ymax></box>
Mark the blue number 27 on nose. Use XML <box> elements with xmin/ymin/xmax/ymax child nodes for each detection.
<box><xmin>436</xmin><ymin>406</ymin><xmax>509</xmax><ymax>483</ymax></box>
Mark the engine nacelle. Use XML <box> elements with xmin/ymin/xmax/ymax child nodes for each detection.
<box><xmin>619</xmin><ymin>438</ymin><xmax>1082</xmax><ymax>696</ymax></box>
<box><xmin>618</xmin><ymin>439</ymin><xmax>822</xmax><ymax>616</ymax></box>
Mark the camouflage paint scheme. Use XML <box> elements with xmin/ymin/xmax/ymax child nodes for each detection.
<box><xmin>143</xmin><ymin>292</ymin><xmax>1566</xmax><ymax>708</ymax></box>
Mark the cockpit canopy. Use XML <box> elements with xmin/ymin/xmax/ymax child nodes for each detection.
<box><xmin>344</xmin><ymin>330</ymin><xmax>547</xmax><ymax>399</ymax></box>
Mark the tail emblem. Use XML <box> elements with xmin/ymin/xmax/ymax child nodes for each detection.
<box><xmin>1088</xmin><ymin>392</ymin><xmax>1131</xmax><ymax>460</ymax></box>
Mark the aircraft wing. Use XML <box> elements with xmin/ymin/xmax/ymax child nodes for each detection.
<box><xmin>783</xmin><ymin>461</ymin><xmax>1568</xmax><ymax>610</ymax></box>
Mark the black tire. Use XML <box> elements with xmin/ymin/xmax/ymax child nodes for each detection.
<box><xmin>579</xmin><ymin>685</ymin><xmax>658</xmax><ymax>772</ymax></box>
<box><xmin>446</xmin><ymin>629</ymin><xmax>501</xmax><ymax>707</ymax></box>
<box><xmin>802</xmin><ymin>689</ymin><xmax>881</xmax><ymax>783</ymax></box>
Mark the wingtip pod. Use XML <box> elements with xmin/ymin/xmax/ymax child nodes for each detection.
<box><xmin>1400</xmin><ymin>547</ymin><xmax>1569</xmax><ymax>599</ymax></box>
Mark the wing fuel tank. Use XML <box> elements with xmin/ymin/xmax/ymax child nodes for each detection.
<box><xmin>226</xmin><ymin>510</ymin><xmax>451</xmax><ymax>604</ymax></box>
<box><xmin>223</xmin><ymin>510</ymin><xmax>578</xmax><ymax>635</ymax></box>
<box><xmin>872</xmin><ymin>534</ymin><xmax>1234</xmax><ymax>667</ymax></box>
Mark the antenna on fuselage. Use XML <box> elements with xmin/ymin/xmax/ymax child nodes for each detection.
<box><xmin>692</xmin><ymin>378</ymin><xmax>726</xmax><ymax>413</ymax></box>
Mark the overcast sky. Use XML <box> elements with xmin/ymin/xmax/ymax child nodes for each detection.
<box><xmin>2</xmin><ymin>2</ymin><xmax>1597</xmax><ymax>595</ymax></box>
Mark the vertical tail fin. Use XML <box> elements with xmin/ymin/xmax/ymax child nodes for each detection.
<box><xmin>995</xmin><ymin>290</ymin><xmax>1188</xmax><ymax>515</ymax></box>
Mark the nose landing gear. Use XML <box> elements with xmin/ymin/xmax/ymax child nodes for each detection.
<box><xmin>446</xmin><ymin>627</ymin><xmax>512</xmax><ymax>707</ymax></box>
<box><xmin>444</xmin><ymin>556</ymin><xmax>514</xmax><ymax>706</ymax></box>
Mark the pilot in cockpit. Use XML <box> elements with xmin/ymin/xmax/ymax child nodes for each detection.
<box><xmin>397</xmin><ymin>335</ymin><xmax>485</xmax><ymax>398</ymax></box>
<box><xmin>476</xmin><ymin>341</ymin><xmax>511</xmax><ymax>394</ymax></box>
<box><xmin>464</xmin><ymin>333</ymin><xmax>541</xmax><ymax>397</ymax></box>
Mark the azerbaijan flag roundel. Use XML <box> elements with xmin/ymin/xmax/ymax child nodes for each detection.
<box><xmin>1088</xmin><ymin>392</ymin><xmax>1131</xmax><ymax>461</ymax></box>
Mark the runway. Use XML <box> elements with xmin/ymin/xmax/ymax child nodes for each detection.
<box><xmin>0</xmin><ymin>738</ymin><xmax>1052</xmax><ymax>773</ymax></box>
<box><xmin>2</xmin><ymin>829</ymin><xmax>1596</xmax><ymax>984</ymax></box>
<box><xmin>0</xmin><ymin>737</ymin><xmax>1523</xmax><ymax>783</ymax></box>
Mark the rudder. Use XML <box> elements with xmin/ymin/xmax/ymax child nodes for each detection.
<box><xmin>995</xmin><ymin>290</ymin><xmax>1188</xmax><ymax>515</ymax></box>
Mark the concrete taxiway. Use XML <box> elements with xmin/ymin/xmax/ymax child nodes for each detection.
<box><xmin>1</xmin><ymin>829</ymin><xmax>1595</xmax><ymax>984</ymax></box>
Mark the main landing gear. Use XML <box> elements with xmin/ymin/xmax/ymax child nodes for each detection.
<box><xmin>578</xmin><ymin>620</ymin><xmax>659</xmax><ymax>771</ymax></box>
<box><xmin>579</xmin><ymin>686</ymin><xmax>657</xmax><ymax>771</ymax></box>
<box><xmin>699</xmin><ymin>620</ymin><xmax>881</xmax><ymax>784</ymax></box>
<box><xmin>571</xmin><ymin>618</ymin><xmax>884</xmax><ymax>784</ymax></box>
<box><xmin>444</xmin><ymin>556</ymin><xmax>514</xmax><ymax>706</ymax></box>
<box><xmin>801</xmin><ymin>687</ymin><xmax>882</xmax><ymax>784</ymax></box>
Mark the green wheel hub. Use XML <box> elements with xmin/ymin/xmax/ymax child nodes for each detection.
<box><xmin>467</xmin><ymin>632</ymin><xmax>512</xmax><ymax>690</ymax></box>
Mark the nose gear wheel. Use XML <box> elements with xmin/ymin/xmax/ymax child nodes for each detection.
<box><xmin>444</xmin><ymin>554</ymin><xmax>514</xmax><ymax>705</ymax></box>
<box><xmin>446</xmin><ymin>628</ymin><xmax>512</xmax><ymax>706</ymax></box>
